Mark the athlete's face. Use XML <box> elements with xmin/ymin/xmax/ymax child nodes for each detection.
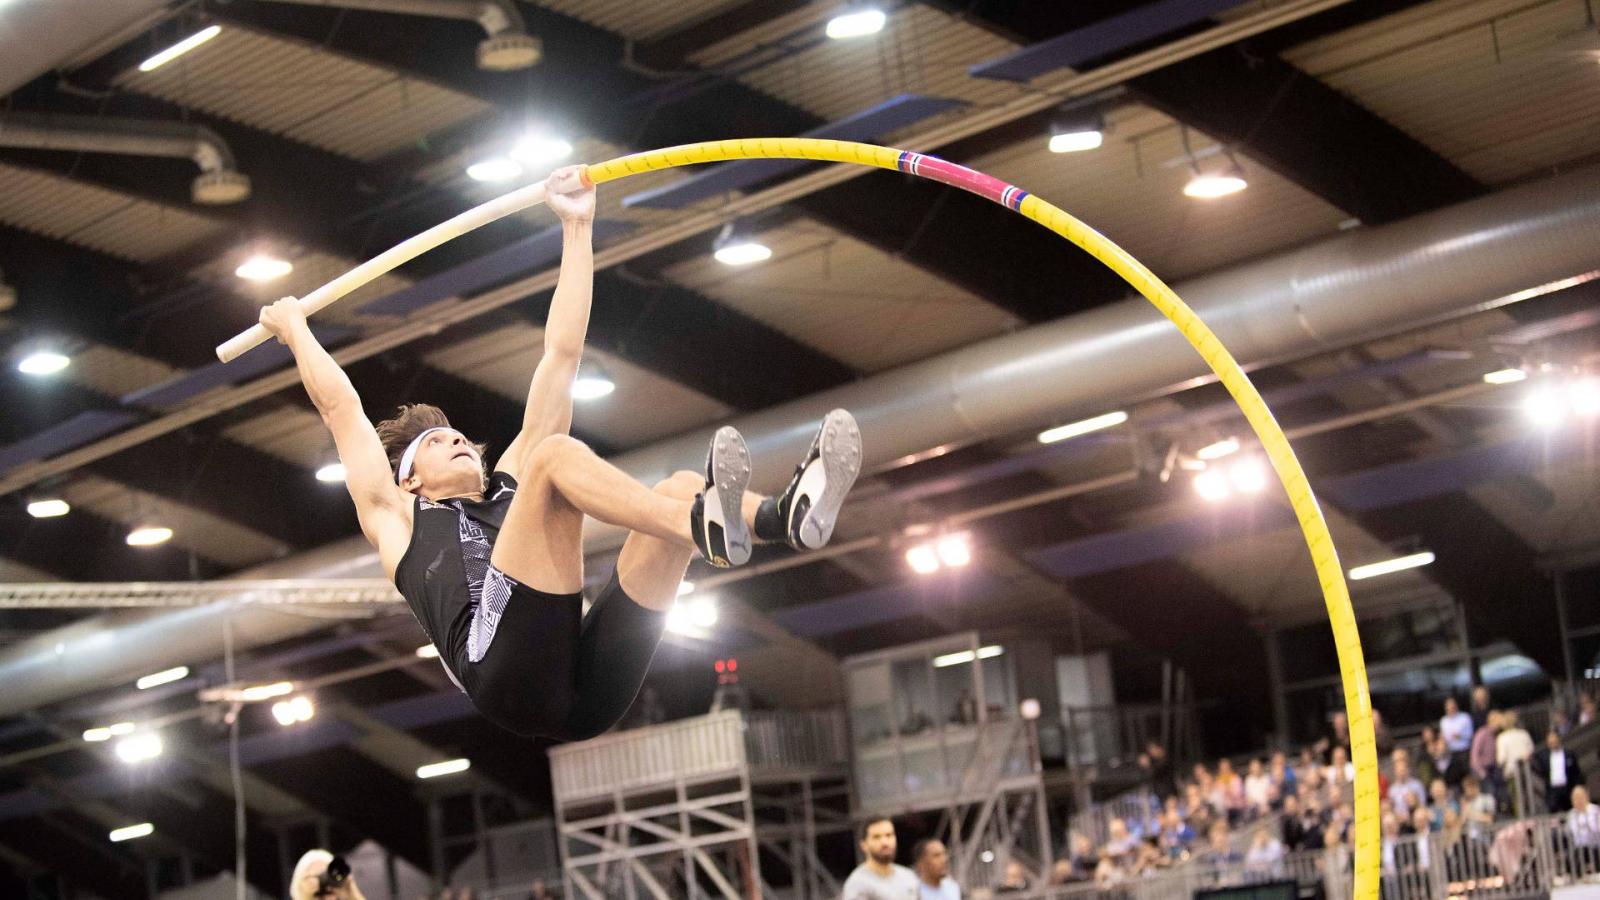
<box><xmin>404</xmin><ymin>428</ymin><xmax>485</xmax><ymax>498</ymax></box>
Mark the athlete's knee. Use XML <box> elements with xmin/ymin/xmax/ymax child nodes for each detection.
<box><xmin>521</xmin><ymin>433</ymin><xmax>589</xmax><ymax>479</ymax></box>
<box><xmin>652</xmin><ymin>470</ymin><xmax>702</xmax><ymax>499</ymax></box>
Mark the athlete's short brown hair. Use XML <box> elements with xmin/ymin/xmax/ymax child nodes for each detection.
<box><xmin>375</xmin><ymin>403</ymin><xmax>488</xmax><ymax>479</ymax></box>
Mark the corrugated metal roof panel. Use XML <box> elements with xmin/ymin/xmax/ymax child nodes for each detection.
<box><xmin>1285</xmin><ymin>0</ymin><xmax>1600</xmax><ymax>184</ymax></box>
<box><xmin>0</xmin><ymin>163</ymin><xmax>226</xmax><ymax>261</ymax></box>
<box><xmin>1471</xmin><ymin>459</ymin><xmax>1600</xmax><ymax>557</ymax></box>
<box><xmin>693</xmin><ymin>4</ymin><xmax>1025</xmax><ymax>123</ymax></box>
<box><xmin>114</xmin><ymin>25</ymin><xmax>490</xmax><ymax>161</ymax></box>
<box><xmin>661</xmin><ymin>217</ymin><xmax>1021</xmax><ymax>372</ymax></box>
<box><xmin>536</xmin><ymin>0</ymin><xmax>748</xmax><ymax>41</ymax></box>
<box><xmin>221</xmin><ymin>406</ymin><xmax>333</xmax><ymax>469</ymax></box>
<box><xmin>963</xmin><ymin>105</ymin><xmax>1351</xmax><ymax>282</ymax></box>
<box><xmin>190</xmin><ymin>250</ymin><xmax>414</xmax><ymax>325</ymax></box>
<box><xmin>422</xmin><ymin>323</ymin><xmax>732</xmax><ymax>449</ymax></box>
<box><xmin>62</xmin><ymin>474</ymin><xmax>287</xmax><ymax>567</ymax></box>
<box><xmin>68</xmin><ymin>344</ymin><xmax>182</xmax><ymax>398</ymax></box>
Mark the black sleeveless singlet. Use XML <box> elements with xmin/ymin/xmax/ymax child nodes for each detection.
<box><xmin>392</xmin><ymin>471</ymin><xmax>518</xmax><ymax>686</ymax></box>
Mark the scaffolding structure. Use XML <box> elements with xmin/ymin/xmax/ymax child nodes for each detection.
<box><xmin>0</xmin><ymin>579</ymin><xmax>400</xmax><ymax>607</ymax></box>
<box><xmin>547</xmin><ymin>709</ymin><xmax>849</xmax><ymax>900</ymax></box>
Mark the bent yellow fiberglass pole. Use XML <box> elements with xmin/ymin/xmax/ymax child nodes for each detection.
<box><xmin>218</xmin><ymin>138</ymin><xmax>1378</xmax><ymax>900</ymax></box>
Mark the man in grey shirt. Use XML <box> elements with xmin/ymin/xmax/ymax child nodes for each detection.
<box><xmin>842</xmin><ymin>817</ymin><xmax>920</xmax><ymax>899</ymax></box>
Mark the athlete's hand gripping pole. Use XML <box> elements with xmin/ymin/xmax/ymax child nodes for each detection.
<box><xmin>215</xmin><ymin>167</ymin><xmax>591</xmax><ymax>363</ymax></box>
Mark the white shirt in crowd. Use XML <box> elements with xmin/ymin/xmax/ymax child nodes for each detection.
<box><xmin>1245</xmin><ymin>774</ymin><xmax>1275</xmax><ymax>810</ymax></box>
<box><xmin>1440</xmin><ymin>710</ymin><xmax>1474</xmax><ymax>753</ymax></box>
<box><xmin>843</xmin><ymin>863</ymin><xmax>920</xmax><ymax>900</ymax></box>
<box><xmin>918</xmin><ymin>876</ymin><xmax>961</xmax><ymax>899</ymax></box>
<box><xmin>1497</xmin><ymin>728</ymin><xmax>1535</xmax><ymax>768</ymax></box>
<box><xmin>1552</xmin><ymin>749</ymin><xmax>1569</xmax><ymax>788</ymax></box>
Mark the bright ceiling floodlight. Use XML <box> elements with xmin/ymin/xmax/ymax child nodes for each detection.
<box><xmin>477</xmin><ymin>32</ymin><xmax>541</xmax><ymax>71</ymax></box>
<box><xmin>1049</xmin><ymin>129</ymin><xmax>1103</xmax><ymax>154</ymax></box>
<box><xmin>906</xmin><ymin>544</ymin><xmax>941</xmax><ymax>575</ymax></box>
<box><xmin>571</xmin><ymin>363</ymin><xmax>616</xmax><ymax>401</ymax></box>
<box><xmin>677</xmin><ymin>581</ymin><xmax>695</xmax><ymax>597</ymax></box>
<box><xmin>1348</xmin><ymin>551</ymin><xmax>1435</xmax><ymax>581</ymax></box>
<box><xmin>1196</xmin><ymin>437</ymin><xmax>1240</xmax><ymax>460</ymax></box>
<box><xmin>1482</xmin><ymin>368</ymin><xmax>1528</xmax><ymax>385</ymax></box>
<box><xmin>466</xmin><ymin>157</ymin><xmax>523</xmax><ymax>183</ymax></box>
<box><xmin>126</xmin><ymin>524</ymin><xmax>174</xmax><ymax>547</ymax></box>
<box><xmin>935</xmin><ymin>533</ymin><xmax>972</xmax><ymax>567</ymax></box>
<box><xmin>416</xmin><ymin>758</ymin><xmax>471</xmax><ymax>779</ymax></box>
<box><xmin>109</xmin><ymin>823</ymin><xmax>154</xmax><ymax>843</ymax></box>
<box><xmin>688</xmin><ymin>598</ymin><xmax>719</xmax><ymax>630</ymax></box>
<box><xmin>1038</xmin><ymin>410</ymin><xmax>1128</xmax><ymax>444</ymax></box>
<box><xmin>1568</xmin><ymin>377</ymin><xmax>1600</xmax><ymax>417</ymax></box>
<box><xmin>666</xmin><ymin>597</ymin><xmax>718</xmax><ymax>636</ymax></box>
<box><xmin>826</xmin><ymin>6</ymin><xmax>887</xmax><ymax>39</ymax></box>
<box><xmin>1184</xmin><ymin>169</ymin><xmax>1248</xmax><ymax>199</ymax></box>
<box><xmin>234</xmin><ymin>254</ymin><xmax>292</xmax><ymax>282</ymax></box>
<box><xmin>510</xmin><ymin>134</ymin><xmax>573</xmax><ymax>169</ymax></box>
<box><xmin>315</xmin><ymin>462</ymin><xmax>346</xmax><ymax>483</ymax></box>
<box><xmin>1193</xmin><ymin>469</ymin><xmax>1231</xmax><ymax>502</ymax></box>
<box><xmin>1522</xmin><ymin>387</ymin><xmax>1567</xmax><ymax>428</ymax></box>
<box><xmin>415</xmin><ymin>644</ymin><xmax>440</xmax><ymax>659</ymax></box>
<box><xmin>271</xmin><ymin>695</ymin><xmax>315</xmax><ymax>726</ymax></box>
<box><xmin>239</xmin><ymin>681</ymin><xmax>294</xmax><ymax>702</ymax></box>
<box><xmin>17</xmin><ymin>350</ymin><xmax>69</xmax><ymax>377</ymax></box>
<box><xmin>139</xmin><ymin>25</ymin><xmax>221</xmax><ymax>72</ymax></box>
<box><xmin>1227</xmin><ymin>456</ymin><xmax>1268</xmax><ymax>494</ymax></box>
<box><xmin>136</xmin><ymin>666</ymin><xmax>189</xmax><ymax>690</ymax></box>
<box><xmin>26</xmin><ymin>498</ymin><xmax>70</xmax><ymax>518</ymax></box>
<box><xmin>712</xmin><ymin>223</ymin><xmax>772</xmax><ymax>266</ymax></box>
<box><xmin>114</xmin><ymin>732</ymin><xmax>163</xmax><ymax>764</ymax></box>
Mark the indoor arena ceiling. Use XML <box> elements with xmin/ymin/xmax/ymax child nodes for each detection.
<box><xmin>1</xmin><ymin>0</ymin><xmax>1599</xmax><ymax>892</ymax></box>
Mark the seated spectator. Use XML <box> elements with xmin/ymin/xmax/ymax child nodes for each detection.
<box><xmin>1295</xmin><ymin>748</ymin><xmax>1319</xmax><ymax>788</ymax></box>
<box><xmin>1281</xmin><ymin>794</ymin><xmax>1308</xmax><ymax>851</ymax></box>
<box><xmin>1325</xmin><ymin>745</ymin><xmax>1355</xmax><ymax>788</ymax></box>
<box><xmin>1534</xmin><ymin>728</ymin><xmax>1582</xmax><ymax>813</ymax></box>
<box><xmin>1140</xmin><ymin>740</ymin><xmax>1176</xmax><ymax>798</ymax></box>
<box><xmin>1186</xmin><ymin>783</ymin><xmax>1217</xmax><ymax>834</ymax></box>
<box><xmin>1410</xmin><ymin>803</ymin><xmax>1435</xmax><ymax>838</ymax></box>
<box><xmin>1103</xmin><ymin>818</ymin><xmax>1138</xmax><ymax>864</ymax></box>
<box><xmin>1244</xmin><ymin>759</ymin><xmax>1274</xmax><ymax>818</ymax></box>
<box><xmin>1373</xmin><ymin>708</ymin><xmax>1395</xmax><ymax>757</ymax></box>
<box><xmin>1315</xmin><ymin>711</ymin><xmax>1351</xmax><ymax>762</ymax></box>
<box><xmin>1157</xmin><ymin>808</ymin><xmax>1196</xmax><ymax>860</ymax></box>
<box><xmin>1215</xmin><ymin>759</ymin><xmax>1246</xmax><ymax>820</ymax></box>
<box><xmin>1387</xmin><ymin>755</ymin><xmax>1426</xmax><ymax>818</ymax></box>
<box><xmin>1245</xmin><ymin>827</ymin><xmax>1286</xmax><ymax>878</ymax></box>
<box><xmin>1581</xmin><ymin>694</ymin><xmax>1597</xmax><ymax>728</ymax></box>
<box><xmin>1270</xmin><ymin>751</ymin><xmax>1295</xmax><ymax>804</ymax></box>
<box><xmin>1065</xmin><ymin>832</ymin><xmax>1098</xmax><ymax>882</ymax></box>
<box><xmin>1570</xmin><ymin>786</ymin><xmax>1600</xmax><ymax>876</ymax></box>
<box><xmin>1049</xmin><ymin>858</ymin><xmax>1075</xmax><ymax>886</ymax></box>
<box><xmin>1380</xmin><ymin>814</ymin><xmax>1404</xmax><ymax>875</ymax></box>
<box><xmin>1429</xmin><ymin>778</ymin><xmax>1459</xmax><ymax>831</ymax></box>
<box><xmin>1461</xmin><ymin>776</ymin><xmax>1495</xmax><ymax>839</ymax></box>
<box><xmin>996</xmin><ymin>860</ymin><xmax>1030</xmax><ymax>894</ymax></box>
<box><xmin>1199</xmin><ymin>820</ymin><xmax>1242</xmax><ymax>869</ymax></box>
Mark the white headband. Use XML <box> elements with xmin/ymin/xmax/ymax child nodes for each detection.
<box><xmin>396</xmin><ymin>426</ymin><xmax>451</xmax><ymax>485</ymax></box>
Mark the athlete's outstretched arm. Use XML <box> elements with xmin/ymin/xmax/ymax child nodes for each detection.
<box><xmin>497</xmin><ymin>165</ymin><xmax>596</xmax><ymax>475</ymax></box>
<box><xmin>259</xmin><ymin>298</ymin><xmax>408</xmax><ymax>556</ymax></box>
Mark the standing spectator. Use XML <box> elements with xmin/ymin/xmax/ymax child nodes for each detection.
<box><xmin>1140</xmin><ymin>740</ymin><xmax>1176</xmax><ymax>799</ymax></box>
<box><xmin>1317</xmin><ymin>711</ymin><xmax>1351</xmax><ymax>761</ymax></box>
<box><xmin>1244</xmin><ymin>759</ymin><xmax>1274</xmax><ymax>818</ymax></box>
<box><xmin>843</xmin><ymin>817</ymin><xmax>920</xmax><ymax>899</ymax></box>
<box><xmin>1470</xmin><ymin>686</ymin><xmax>1492</xmax><ymax>730</ymax></box>
<box><xmin>1373</xmin><ymin>709</ymin><xmax>1395</xmax><ymax>757</ymax></box>
<box><xmin>528</xmin><ymin>879</ymin><xmax>554</xmax><ymax>900</ymax></box>
<box><xmin>912</xmin><ymin>839</ymin><xmax>960</xmax><ymax>899</ymax></box>
<box><xmin>1216</xmin><ymin>759</ymin><xmax>1246</xmax><ymax>820</ymax></box>
<box><xmin>1581</xmin><ymin>694</ymin><xmax>1597</xmax><ymax>728</ymax></box>
<box><xmin>1471</xmin><ymin>710</ymin><xmax>1502</xmax><ymax>793</ymax></box>
<box><xmin>1533</xmin><ymin>729</ymin><xmax>1583</xmax><ymax>813</ymax></box>
<box><xmin>1387</xmin><ymin>754</ymin><xmax>1426</xmax><ymax>818</ymax></box>
<box><xmin>1281</xmin><ymin>794</ymin><xmax>1309</xmax><ymax>851</ymax></box>
<box><xmin>1497</xmin><ymin>710</ymin><xmax>1536</xmax><ymax>817</ymax></box>
<box><xmin>1441</xmin><ymin>697</ymin><xmax>1475</xmax><ymax>757</ymax></box>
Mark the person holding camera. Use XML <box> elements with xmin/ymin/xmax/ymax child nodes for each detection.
<box><xmin>290</xmin><ymin>850</ymin><xmax>366</xmax><ymax>900</ymax></box>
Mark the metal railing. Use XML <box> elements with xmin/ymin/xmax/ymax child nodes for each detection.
<box><xmin>976</xmin><ymin>811</ymin><xmax>1600</xmax><ymax>900</ymax></box>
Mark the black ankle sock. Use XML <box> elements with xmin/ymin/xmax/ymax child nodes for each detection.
<box><xmin>753</xmin><ymin>496</ymin><xmax>787</xmax><ymax>543</ymax></box>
